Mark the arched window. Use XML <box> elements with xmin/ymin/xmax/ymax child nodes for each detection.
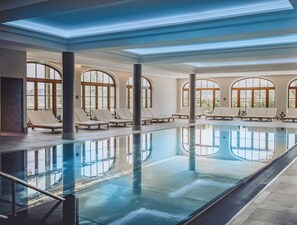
<box><xmin>26</xmin><ymin>62</ymin><xmax>62</xmax><ymax>117</ymax></box>
<box><xmin>182</xmin><ymin>79</ymin><xmax>220</xmax><ymax>113</ymax></box>
<box><xmin>126</xmin><ymin>133</ymin><xmax>152</xmax><ymax>163</ymax></box>
<box><xmin>126</xmin><ymin>76</ymin><xmax>152</xmax><ymax>109</ymax></box>
<box><xmin>81</xmin><ymin>70</ymin><xmax>116</xmax><ymax>116</ymax></box>
<box><xmin>231</xmin><ymin>127</ymin><xmax>275</xmax><ymax>162</ymax></box>
<box><xmin>231</xmin><ymin>78</ymin><xmax>275</xmax><ymax>112</ymax></box>
<box><xmin>182</xmin><ymin>127</ymin><xmax>219</xmax><ymax>156</ymax></box>
<box><xmin>81</xmin><ymin>138</ymin><xmax>116</xmax><ymax>178</ymax></box>
<box><xmin>288</xmin><ymin>79</ymin><xmax>297</xmax><ymax>108</ymax></box>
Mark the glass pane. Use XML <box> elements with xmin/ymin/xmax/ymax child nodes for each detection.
<box><xmin>56</xmin><ymin>84</ymin><xmax>62</xmax><ymax>95</ymax></box>
<box><xmin>38</xmin><ymin>83</ymin><xmax>45</xmax><ymax>95</ymax></box>
<box><xmin>91</xmin><ymin>71</ymin><xmax>97</xmax><ymax>83</ymax></box>
<box><xmin>36</xmin><ymin>64</ymin><xmax>45</xmax><ymax>79</ymax></box>
<box><xmin>49</xmin><ymin>68</ymin><xmax>55</xmax><ymax>80</ymax></box>
<box><xmin>84</xmin><ymin>72</ymin><xmax>91</xmax><ymax>82</ymax></box>
<box><xmin>269</xmin><ymin>90</ymin><xmax>275</xmax><ymax>107</ymax></box>
<box><xmin>27</xmin><ymin>82</ymin><xmax>35</xmax><ymax>95</ymax></box>
<box><xmin>27</xmin><ymin>63</ymin><xmax>36</xmax><ymax>78</ymax></box>
<box><xmin>90</xmin><ymin>86</ymin><xmax>96</xmax><ymax>97</ymax></box>
<box><xmin>38</xmin><ymin>96</ymin><xmax>45</xmax><ymax>110</ymax></box>
<box><xmin>27</xmin><ymin>96</ymin><xmax>35</xmax><ymax>110</ymax></box>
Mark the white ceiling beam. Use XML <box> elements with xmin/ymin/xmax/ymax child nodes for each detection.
<box><xmin>0</xmin><ymin>0</ymin><xmax>123</xmax><ymax>23</ymax></box>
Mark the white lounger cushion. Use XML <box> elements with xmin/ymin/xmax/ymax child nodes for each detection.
<box><xmin>265</xmin><ymin>108</ymin><xmax>277</xmax><ymax>117</ymax></box>
<box><xmin>91</xmin><ymin>109</ymin><xmax>106</xmax><ymax>121</ymax></box>
<box><xmin>286</xmin><ymin>108</ymin><xmax>297</xmax><ymax>117</ymax></box>
<box><xmin>256</xmin><ymin>108</ymin><xmax>267</xmax><ymax>117</ymax></box>
<box><xmin>211</xmin><ymin>107</ymin><xmax>222</xmax><ymax>115</ymax></box>
<box><xmin>142</xmin><ymin>108</ymin><xmax>151</xmax><ymax>117</ymax></box>
<box><xmin>75</xmin><ymin>108</ymin><xmax>90</xmax><ymax>122</ymax></box>
<box><xmin>230</xmin><ymin>107</ymin><xmax>239</xmax><ymax>116</ymax></box>
<box><xmin>40</xmin><ymin>111</ymin><xmax>58</xmax><ymax>124</ymax></box>
<box><xmin>220</xmin><ymin>107</ymin><xmax>230</xmax><ymax>115</ymax></box>
<box><xmin>101</xmin><ymin>109</ymin><xmax>116</xmax><ymax>120</ymax></box>
<box><xmin>246</xmin><ymin>108</ymin><xmax>258</xmax><ymax>116</ymax></box>
<box><xmin>115</xmin><ymin>109</ymin><xmax>129</xmax><ymax>119</ymax></box>
<box><xmin>123</xmin><ymin>108</ymin><xmax>133</xmax><ymax>118</ymax></box>
<box><xmin>27</xmin><ymin>111</ymin><xmax>44</xmax><ymax>125</ymax></box>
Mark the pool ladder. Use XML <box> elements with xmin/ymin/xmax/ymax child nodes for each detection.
<box><xmin>0</xmin><ymin>171</ymin><xmax>65</xmax><ymax>217</ymax></box>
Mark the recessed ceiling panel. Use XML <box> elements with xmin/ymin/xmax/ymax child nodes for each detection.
<box><xmin>4</xmin><ymin>0</ymin><xmax>293</xmax><ymax>38</ymax></box>
<box><xmin>124</xmin><ymin>34</ymin><xmax>297</xmax><ymax>55</ymax></box>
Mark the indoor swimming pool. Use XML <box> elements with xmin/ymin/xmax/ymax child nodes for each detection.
<box><xmin>0</xmin><ymin>125</ymin><xmax>296</xmax><ymax>225</ymax></box>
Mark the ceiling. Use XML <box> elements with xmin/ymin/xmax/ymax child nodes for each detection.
<box><xmin>1</xmin><ymin>0</ymin><xmax>297</xmax><ymax>78</ymax></box>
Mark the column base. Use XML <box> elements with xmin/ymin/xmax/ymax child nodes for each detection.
<box><xmin>189</xmin><ymin>119</ymin><xmax>196</xmax><ymax>124</ymax></box>
<box><xmin>62</xmin><ymin>133</ymin><xmax>75</xmax><ymax>140</ymax></box>
<box><xmin>132</xmin><ymin>125</ymin><xmax>142</xmax><ymax>131</ymax></box>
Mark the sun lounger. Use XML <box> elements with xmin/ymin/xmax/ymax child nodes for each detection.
<box><xmin>116</xmin><ymin>108</ymin><xmax>153</xmax><ymax>125</ymax></box>
<box><xmin>241</xmin><ymin>108</ymin><xmax>258</xmax><ymax>121</ymax></box>
<box><xmin>28</xmin><ymin>110</ymin><xmax>78</xmax><ymax>133</ymax></box>
<box><xmin>92</xmin><ymin>109</ymin><xmax>132</xmax><ymax>127</ymax></box>
<box><xmin>205</xmin><ymin>107</ymin><xmax>222</xmax><ymax>119</ymax></box>
<box><xmin>205</xmin><ymin>107</ymin><xmax>239</xmax><ymax>120</ymax></box>
<box><xmin>75</xmin><ymin>108</ymin><xmax>109</xmax><ymax>130</ymax></box>
<box><xmin>172</xmin><ymin>107</ymin><xmax>189</xmax><ymax>119</ymax></box>
<box><xmin>242</xmin><ymin>108</ymin><xmax>277</xmax><ymax>121</ymax></box>
<box><xmin>145</xmin><ymin>108</ymin><xmax>174</xmax><ymax>123</ymax></box>
<box><xmin>282</xmin><ymin>108</ymin><xmax>297</xmax><ymax>122</ymax></box>
<box><xmin>259</xmin><ymin>108</ymin><xmax>277</xmax><ymax>121</ymax></box>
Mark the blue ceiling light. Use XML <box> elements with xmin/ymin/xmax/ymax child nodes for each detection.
<box><xmin>4</xmin><ymin>0</ymin><xmax>293</xmax><ymax>38</ymax></box>
<box><xmin>185</xmin><ymin>58</ymin><xmax>297</xmax><ymax>68</ymax></box>
<box><xmin>124</xmin><ymin>33</ymin><xmax>297</xmax><ymax>55</ymax></box>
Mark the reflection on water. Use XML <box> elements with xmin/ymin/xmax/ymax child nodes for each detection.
<box><xmin>81</xmin><ymin>137</ymin><xmax>116</xmax><ymax>178</ymax></box>
<box><xmin>27</xmin><ymin>146</ymin><xmax>63</xmax><ymax>198</ymax></box>
<box><xmin>231</xmin><ymin>127</ymin><xmax>275</xmax><ymax>162</ymax></box>
<box><xmin>183</xmin><ymin>126</ymin><xmax>220</xmax><ymax>156</ymax></box>
<box><xmin>127</xmin><ymin>133</ymin><xmax>152</xmax><ymax>164</ymax></box>
<box><xmin>0</xmin><ymin>125</ymin><xmax>296</xmax><ymax>225</ymax></box>
<box><xmin>182</xmin><ymin>126</ymin><xmax>294</xmax><ymax>163</ymax></box>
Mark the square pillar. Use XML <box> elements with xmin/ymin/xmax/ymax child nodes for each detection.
<box><xmin>189</xmin><ymin>73</ymin><xmax>196</xmax><ymax>123</ymax></box>
<box><xmin>133</xmin><ymin>64</ymin><xmax>142</xmax><ymax>130</ymax></box>
<box><xmin>62</xmin><ymin>52</ymin><xmax>75</xmax><ymax>139</ymax></box>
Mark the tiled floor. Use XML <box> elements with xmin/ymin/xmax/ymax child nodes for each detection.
<box><xmin>227</xmin><ymin>157</ymin><xmax>297</xmax><ymax>225</ymax></box>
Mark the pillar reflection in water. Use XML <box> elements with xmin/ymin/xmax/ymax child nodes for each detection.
<box><xmin>133</xmin><ymin>133</ymin><xmax>142</xmax><ymax>195</ymax></box>
<box><xmin>62</xmin><ymin>143</ymin><xmax>78</xmax><ymax>225</ymax></box>
<box><xmin>188</xmin><ymin>126</ymin><xmax>196</xmax><ymax>171</ymax></box>
<box><xmin>216</xmin><ymin>130</ymin><xmax>232</xmax><ymax>160</ymax></box>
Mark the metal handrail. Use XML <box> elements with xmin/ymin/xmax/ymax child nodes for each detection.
<box><xmin>0</xmin><ymin>214</ymin><xmax>8</xmax><ymax>219</ymax></box>
<box><xmin>0</xmin><ymin>171</ymin><xmax>65</xmax><ymax>216</ymax></box>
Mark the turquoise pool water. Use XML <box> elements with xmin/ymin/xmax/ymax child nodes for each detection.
<box><xmin>0</xmin><ymin>125</ymin><xmax>296</xmax><ymax>224</ymax></box>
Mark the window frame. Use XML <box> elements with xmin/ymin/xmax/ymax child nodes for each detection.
<box><xmin>26</xmin><ymin>62</ymin><xmax>62</xmax><ymax>116</ymax></box>
<box><xmin>231</xmin><ymin>78</ymin><xmax>275</xmax><ymax>112</ymax></box>
<box><xmin>182</xmin><ymin>79</ymin><xmax>220</xmax><ymax>112</ymax></box>
<box><xmin>288</xmin><ymin>79</ymin><xmax>297</xmax><ymax>108</ymax></box>
<box><xmin>81</xmin><ymin>70</ymin><xmax>116</xmax><ymax>115</ymax></box>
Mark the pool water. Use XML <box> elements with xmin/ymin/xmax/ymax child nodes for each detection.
<box><xmin>0</xmin><ymin>125</ymin><xmax>296</xmax><ymax>224</ymax></box>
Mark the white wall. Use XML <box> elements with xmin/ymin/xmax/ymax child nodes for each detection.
<box><xmin>150</xmin><ymin>75</ymin><xmax>177</xmax><ymax>115</ymax></box>
<box><xmin>0</xmin><ymin>48</ymin><xmax>27</xmax><ymax>132</ymax></box>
